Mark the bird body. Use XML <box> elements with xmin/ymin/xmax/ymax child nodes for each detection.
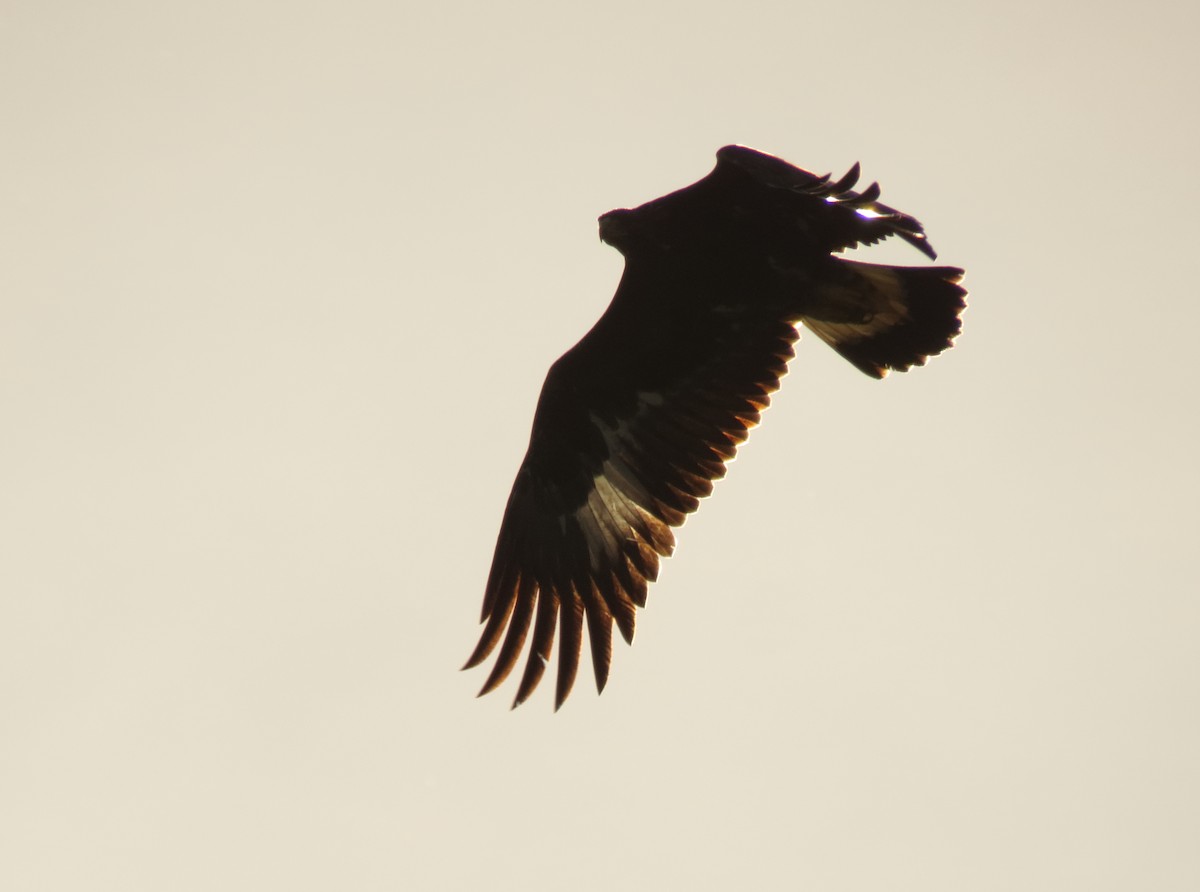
<box><xmin>466</xmin><ymin>146</ymin><xmax>966</xmax><ymax>708</ymax></box>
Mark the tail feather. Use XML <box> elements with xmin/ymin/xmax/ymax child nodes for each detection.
<box><xmin>801</xmin><ymin>259</ymin><xmax>966</xmax><ymax>379</ymax></box>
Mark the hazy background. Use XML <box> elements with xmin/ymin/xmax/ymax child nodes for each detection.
<box><xmin>3</xmin><ymin>1</ymin><xmax>1197</xmax><ymax>889</ymax></box>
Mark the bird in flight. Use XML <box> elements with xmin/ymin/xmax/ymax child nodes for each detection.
<box><xmin>465</xmin><ymin>145</ymin><xmax>966</xmax><ymax>709</ymax></box>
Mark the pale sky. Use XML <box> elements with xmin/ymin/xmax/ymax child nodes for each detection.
<box><xmin>3</xmin><ymin>2</ymin><xmax>1198</xmax><ymax>890</ymax></box>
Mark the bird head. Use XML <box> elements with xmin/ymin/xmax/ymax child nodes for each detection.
<box><xmin>597</xmin><ymin>208</ymin><xmax>639</xmax><ymax>255</ymax></box>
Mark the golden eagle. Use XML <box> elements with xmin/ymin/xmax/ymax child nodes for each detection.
<box><xmin>465</xmin><ymin>146</ymin><xmax>966</xmax><ymax>709</ymax></box>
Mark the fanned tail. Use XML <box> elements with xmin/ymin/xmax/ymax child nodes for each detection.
<box><xmin>801</xmin><ymin>259</ymin><xmax>967</xmax><ymax>379</ymax></box>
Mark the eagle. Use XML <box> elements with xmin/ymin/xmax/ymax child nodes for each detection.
<box><xmin>465</xmin><ymin>146</ymin><xmax>966</xmax><ymax>709</ymax></box>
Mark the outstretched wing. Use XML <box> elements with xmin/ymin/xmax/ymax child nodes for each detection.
<box><xmin>464</xmin><ymin>270</ymin><xmax>800</xmax><ymax>709</ymax></box>
<box><xmin>716</xmin><ymin>145</ymin><xmax>940</xmax><ymax>259</ymax></box>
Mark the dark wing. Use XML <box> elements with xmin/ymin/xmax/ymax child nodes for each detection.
<box><xmin>716</xmin><ymin>145</ymin><xmax>940</xmax><ymax>259</ymax></box>
<box><xmin>464</xmin><ymin>267</ymin><xmax>800</xmax><ymax>709</ymax></box>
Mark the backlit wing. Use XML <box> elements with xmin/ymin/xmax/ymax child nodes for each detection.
<box><xmin>464</xmin><ymin>270</ymin><xmax>800</xmax><ymax>709</ymax></box>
